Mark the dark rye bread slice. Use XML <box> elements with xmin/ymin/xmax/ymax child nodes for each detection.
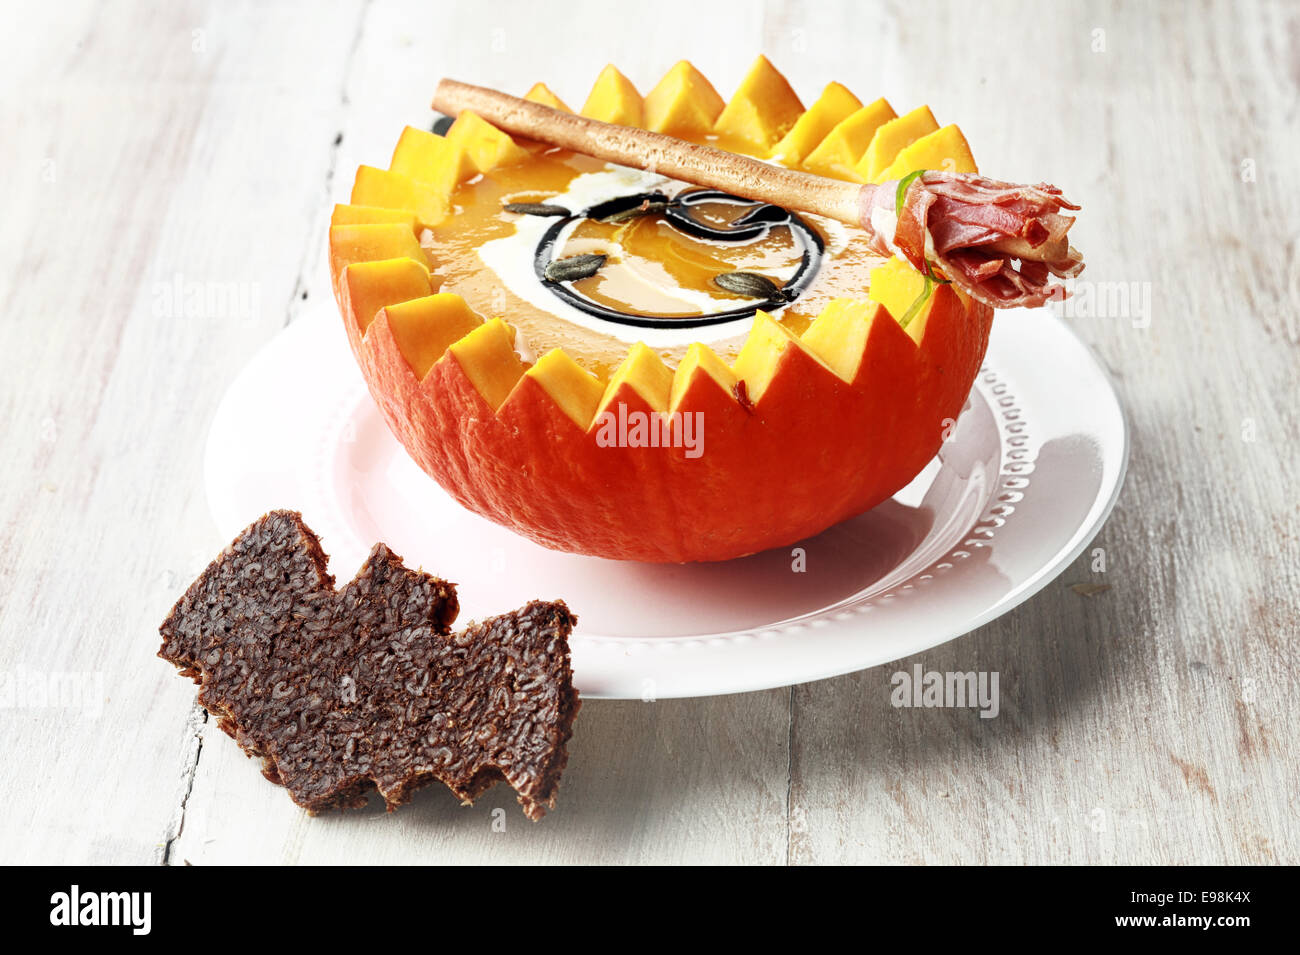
<box><xmin>158</xmin><ymin>510</ymin><xmax>579</xmax><ymax>820</ymax></box>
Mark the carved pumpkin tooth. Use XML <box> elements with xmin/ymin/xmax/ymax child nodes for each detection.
<box><xmin>445</xmin><ymin>111</ymin><xmax>531</xmax><ymax>173</ymax></box>
<box><xmin>801</xmin><ymin>98</ymin><xmax>897</xmax><ymax>182</ymax></box>
<box><xmin>341</xmin><ymin>258</ymin><xmax>434</xmax><ymax>337</ymax></box>
<box><xmin>769</xmin><ymin>81</ymin><xmax>861</xmax><ymax>164</ymax></box>
<box><xmin>580</xmin><ymin>64</ymin><xmax>644</xmax><ymax>127</ymax></box>
<box><xmin>855</xmin><ymin>105</ymin><xmax>939</xmax><ymax>184</ymax></box>
<box><xmin>643</xmin><ymin>60</ymin><xmax>726</xmax><ymax>139</ymax></box>
<box><xmin>523</xmin><ymin>82</ymin><xmax>571</xmax><ymax>112</ymax></box>
<box><xmin>713</xmin><ymin>54</ymin><xmax>804</xmax><ymax>153</ymax></box>
<box><xmin>878</xmin><ymin>124</ymin><xmax>978</xmax><ymax>182</ymax></box>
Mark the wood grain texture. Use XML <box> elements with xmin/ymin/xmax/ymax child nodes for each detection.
<box><xmin>0</xmin><ymin>0</ymin><xmax>1295</xmax><ymax>864</ymax></box>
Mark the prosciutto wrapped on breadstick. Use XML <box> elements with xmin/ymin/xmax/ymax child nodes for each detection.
<box><xmin>859</xmin><ymin>171</ymin><xmax>1084</xmax><ymax>308</ymax></box>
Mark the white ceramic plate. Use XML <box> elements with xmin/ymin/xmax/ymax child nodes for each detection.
<box><xmin>206</xmin><ymin>304</ymin><xmax>1127</xmax><ymax>699</ymax></box>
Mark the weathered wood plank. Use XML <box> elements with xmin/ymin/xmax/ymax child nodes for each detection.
<box><xmin>0</xmin><ymin>0</ymin><xmax>367</xmax><ymax>864</ymax></box>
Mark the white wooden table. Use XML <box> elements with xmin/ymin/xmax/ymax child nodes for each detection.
<box><xmin>2</xmin><ymin>0</ymin><xmax>1296</xmax><ymax>865</ymax></box>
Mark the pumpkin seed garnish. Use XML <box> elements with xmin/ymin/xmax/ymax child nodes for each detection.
<box><xmin>504</xmin><ymin>201</ymin><xmax>571</xmax><ymax>217</ymax></box>
<box><xmin>713</xmin><ymin>271</ymin><xmax>791</xmax><ymax>302</ymax></box>
<box><xmin>601</xmin><ymin>199</ymin><xmax>669</xmax><ymax>224</ymax></box>
<box><xmin>545</xmin><ymin>254</ymin><xmax>607</xmax><ymax>283</ymax></box>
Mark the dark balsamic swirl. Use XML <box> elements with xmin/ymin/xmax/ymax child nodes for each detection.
<box><xmin>532</xmin><ymin>188</ymin><xmax>824</xmax><ymax>329</ymax></box>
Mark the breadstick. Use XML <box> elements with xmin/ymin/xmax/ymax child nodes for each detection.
<box><xmin>433</xmin><ymin>78</ymin><xmax>863</xmax><ymax>226</ymax></box>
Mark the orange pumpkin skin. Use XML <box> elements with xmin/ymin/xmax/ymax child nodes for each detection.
<box><xmin>338</xmin><ymin>281</ymin><xmax>993</xmax><ymax>563</ymax></box>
